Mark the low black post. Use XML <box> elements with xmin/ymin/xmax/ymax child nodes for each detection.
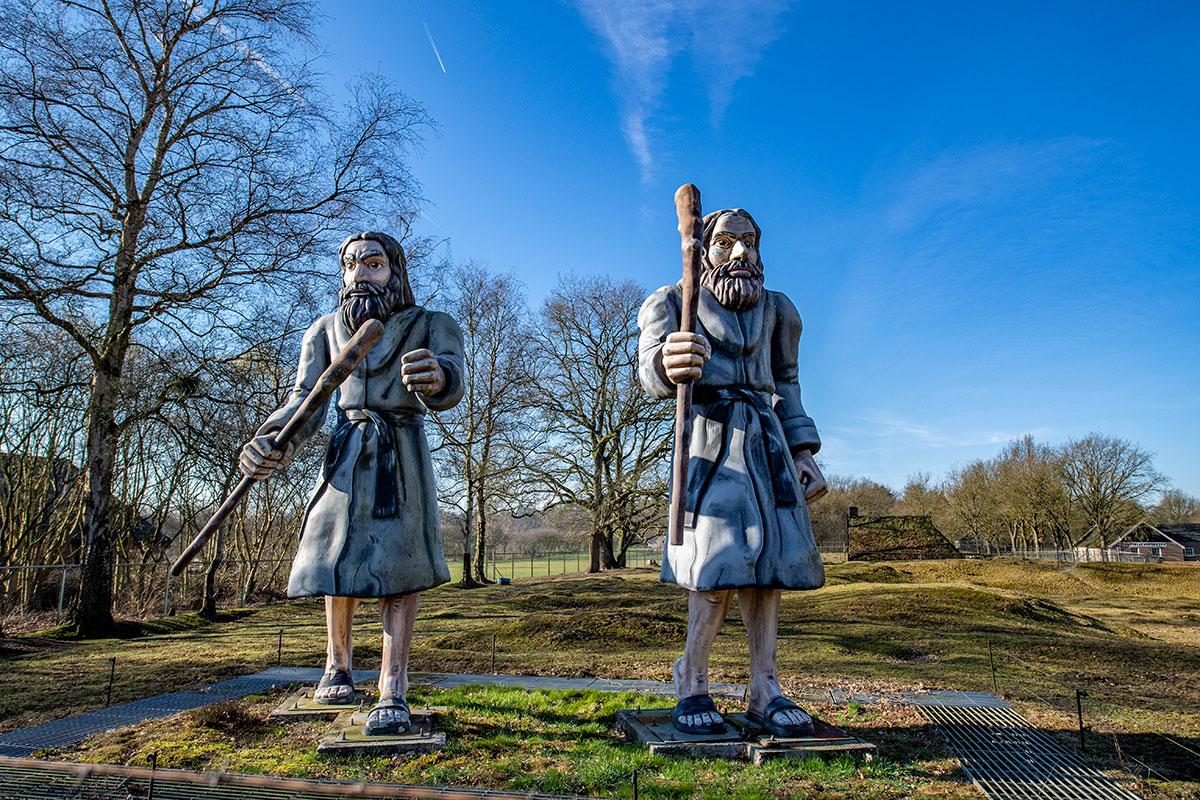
<box><xmin>277</xmin><ymin>628</ymin><xmax>284</xmax><ymax>665</ymax></box>
<box><xmin>632</xmin><ymin>769</ymin><xmax>639</xmax><ymax>800</ymax></box>
<box><xmin>987</xmin><ymin>639</ymin><xmax>998</xmax><ymax>696</ymax></box>
<box><xmin>105</xmin><ymin>657</ymin><xmax>116</xmax><ymax>707</ymax></box>
<box><xmin>491</xmin><ymin>632</ymin><xmax>497</xmax><ymax>674</ymax></box>
<box><xmin>1076</xmin><ymin>689</ymin><xmax>1088</xmax><ymax>752</ymax></box>
<box><xmin>148</xmin><ymin>751</ymin><xmax>158</xmax><ymax>800</ymax></box>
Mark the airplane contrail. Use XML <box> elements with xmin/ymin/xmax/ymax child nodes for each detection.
<box><xmin>423</xmin><ymin>21</ymin><xmax>447</xmax><ymax>74</ymax></box>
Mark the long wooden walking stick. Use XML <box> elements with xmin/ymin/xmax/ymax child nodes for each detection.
<box><xmin>670</xmin><ymin>183</ymin><xmax>704</xmax><ymax>546</ymax></box>
<box><xmin>170</xmin><ymin>319</ymin><xmax>386</xmax><ymax>576</ymax></box>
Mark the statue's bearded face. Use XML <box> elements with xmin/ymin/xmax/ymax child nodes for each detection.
<box><xmin>338</xmin><ymin>239</ymin><xmax>406</xmax><ymax>332</ymax></box>
<box><xmin>702</xmin><ymin>214</ymin><xmax>763</xmax><ymax>311</ymax></box>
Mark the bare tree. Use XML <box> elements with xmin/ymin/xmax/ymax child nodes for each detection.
<box><xmin>944</xmin><ymin>460</ymin><xmax>1004</xmax><ymax>552</ymax></box>
<box><xmin>1151</xmin><ymin>489</ymin><xmax>1200</xmax><ymax>525</ymax></box>
<box><xmin>525</xmin><ymin>276</ymin><xmax>672</xmax><ymax>571</ymax></box>
<box><xmin>895</xmin><ymin>471</ymin><xmax>951</xmax><ymax>528</ymax></box>
<box><xmin>992</xmin><ymin>436</ymin><xmax>1072</xmax><ymax>554</ymax></box>
<box><xmin>808</xmin><ymin>475</ymin><xmax>897</xmax><ymax>547</ymax></box>
<box><xmin>428</xmin><ymin>263</ymin><xmax>534</xmax><ymax>585</ymax></box>
<box><xmin>0</xmin><ymin>0</ymin><xmax>429</xmax><ymax>634</ymax></box>
<box><xmin>1059</xmin><ymin>433</ymin><xmax>1163</xmax><ymax>548</ymax></box>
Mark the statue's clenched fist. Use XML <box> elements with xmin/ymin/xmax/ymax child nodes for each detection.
<box><xmin>400</xmin><ymin>349</ymin><xmax>446</xmax><ymax>396</ymax></box>
<box><xmin>661</xmin><ymin>331</ymin><xmax>711</xmax><ymax>384</ymax></box>
<box><xmin>239</xmin><ymin>435</ymin><xmax>296</xmax><ymax>480</ymax></box>
<box><xmin>793</xmin><ymin>449</ymin><xmax>828</xmax><ymax>503</ymax></box>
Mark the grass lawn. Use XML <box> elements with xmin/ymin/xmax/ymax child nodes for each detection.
<box><xmin>57</xmin><ymin>687</ymin><xmax>968</xmax><ymax>799</ymax></box>
<box><xmin>1</xmin><ymin>559</ymin><xmax>1197</xmax><ymax>798</ymax></box>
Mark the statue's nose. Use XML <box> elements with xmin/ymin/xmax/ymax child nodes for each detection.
<box><xmin>731</xmin><ymin>240</ymin><xmax>749</xmax><ymax>260</ymax></box>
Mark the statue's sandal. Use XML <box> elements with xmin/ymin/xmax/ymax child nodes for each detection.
<box><xmin>744</xmin><ymin>696</ymin><xmax>815</xmax><ymax>738</ymax></box>
<box><xmin>365</xmin><ymin>696</ymin><xmax>411</xmax><ymax>736</ymax></box>
<box><xmin>671</xmin><ymin>694</ymin><xmax>728</xmax><ymax>735</ymax></box>
<box><xmin>313</xmin><ymin>669</ymin><xmax>356</xmax><ymax>705</ymax></box>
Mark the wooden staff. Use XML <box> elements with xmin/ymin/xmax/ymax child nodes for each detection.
<box><xmin>170</xmin><ymin>318</ymin><xmax>386</xmax><ymax>577</ymax></box>
<box><xmin>670</xmin><ymin>183</ymin><xmax>703</xmax><ymax>546</ymax></box>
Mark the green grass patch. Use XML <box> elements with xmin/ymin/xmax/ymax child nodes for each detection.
<box><xmin>52</xmin><ymin>686</ymin><xmax>970</xmax><ymax>800</ymax></box>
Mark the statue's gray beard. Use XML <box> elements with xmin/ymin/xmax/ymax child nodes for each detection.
<box><xmin>703</xmin><ymin>258</ymin><xmax>764</xmax><ymax>311</ymax></box>
<box><xmin>338</xmin><ymin>277</ymin><xmax>404</xmax><ymax>332</ymax></box>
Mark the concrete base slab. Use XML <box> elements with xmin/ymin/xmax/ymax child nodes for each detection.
<box><xmin>316</xmin><ymin>708</ymin><xmax>445</xmax><ymax>756</ymax></box>
<box><xmin>726</xmin><ymin>713</ymin><xmax>877</xmax><ymax>764</ymax></box>
<box><xmin>617</xmin><ymin>708</ymin><xmax>875</xmax><ymax>763</ymax></box>
<box><xmin>616</xmin><ymin>708</ymin><xmax>749</xmax><ymax>759</ymax></box>
<box><xmin>268</xmin><ymin>688</ymin><xmax>367</xmax><ymax>721</ymax></box>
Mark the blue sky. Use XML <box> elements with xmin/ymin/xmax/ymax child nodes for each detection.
<box><xmin>312</xmin><ymin>1</ymin><xmax>1199</xmax><ymax>494</ymax></box>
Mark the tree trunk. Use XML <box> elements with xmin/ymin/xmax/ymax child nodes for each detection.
<box><xmin>470</xmin><ymin>482</ymin><xmax>492</xmax><ymax>585</ymax></box>
<box><xmin>588</xmin><ymin>532</ymin><xmax>601</xmax><ymax>573</ymax></box>
<box><xmin>471</xmin><ymin>526</ymin><xmax>491</xmax><ymax>584</ymax></box>
<box><xmin>600</xmin><ymin>528</ymin><xmax>619</xmax><ymax>570</ymax></box>
<box><xmin>72</xmin><ymin>367</ymin><xmax>123</xmax><ymax>635</ymax></box>
<box><xmin>200</xmin><ymin>523</ymin><xmax>225</xmax><ymax>620</ymax></box>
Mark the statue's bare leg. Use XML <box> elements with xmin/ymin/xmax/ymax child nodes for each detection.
<box><xmin>673</xmin><ymin>589</ymin><xmax>733</xmax><ymax>731</ymax></box>
<box><xmin>738</xmin><ymin>587</ymin><xmax>812</xmax><ymax>732</ymax></box>
<box><xmin>367</xmin><ymin>592</ymin><xmax>420</xmax><ymax>734</ymax></box>
<box><xmin>314</xmin><ymin>595</ymin><xmax>359</xmax><ymax>703</ymax></box>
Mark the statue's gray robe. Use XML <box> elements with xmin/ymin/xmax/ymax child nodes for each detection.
<box><xmin>261</xmin><ymin>307</ymin><xmax>464</xmax><ymax>598</ymax></box>
<box><xmin>638</xmin><ymin>285</ymin><xmax>824</xmax><ymax>592</ymax></box>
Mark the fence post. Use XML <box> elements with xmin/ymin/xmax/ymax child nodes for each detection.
<box><xmin>1075</xmin><ymin>689</ymin><xmax>1088</xmax><ymax>752</ymax></box>
<box><xmin>988</xmin><ymin>639</ymin><xmax>998</xmax><ymax>696</ymax></box>
<box><xmin>57</xmin><ymin>567</ymin><xmax>68</xmax><ymax>619</ymax></box>
<box><xmin>163</xmin><ymin>567</ymin><xmax>172</xmax><ymax>617</ymax></box>
<box><xmin>105</xmin><ymin>657</ymin><xmax>116</xmax><ymax>707</ymax></box>
<box><xmin>491</xmin><ymin>632</ymin><xmax>497</xmax><ymax>674</ymax></box>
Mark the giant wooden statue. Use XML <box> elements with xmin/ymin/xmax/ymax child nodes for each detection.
<box><xmin>239</xmin><ymin>231</ymin><xmax>464</xmax><ymax>736</ymax></box>
<box><xmin>638</xmin><ymin>195</ymin><xmax>828</xmax><ymax>737</ymax></box>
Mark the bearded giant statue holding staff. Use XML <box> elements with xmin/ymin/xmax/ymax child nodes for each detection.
<box><xmin>638</xmin><ymin>202</ymin><xmax>828</xmax><ymax>738</ymax></box>
<box><xmin>239</xmin><ymin>231</ymin><xmax>464</xmax><ymax>736</ymax></box>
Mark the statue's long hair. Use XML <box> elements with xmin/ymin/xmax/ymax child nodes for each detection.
<box><xmin>701</xmin><ymin>209</ymin><xmax>763</xmax><ymax>272</ymax></box>
<box><xmin>338</xmin><ymin>231</ymin><xmax>415</xmax><ymax>308</ymax></box>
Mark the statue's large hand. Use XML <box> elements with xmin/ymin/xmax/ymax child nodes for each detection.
<box><xmin>661</xmin><ymin>331</ymin><xmax>711</xmax><ymax>384</ymax></box>
<box><xmin>401</xmin><ymin>348</ymin><xmax>447</xmax><ymax>396</ymax></box>
<box><xmin>238</xmin><ymin>435</ymin><xmax>296</xmax><ymax>480</ymax></box>
<box><xmin>793</xmin><ymin>449</ymin><xmax>828</xmax><ymax>503</ymax></box>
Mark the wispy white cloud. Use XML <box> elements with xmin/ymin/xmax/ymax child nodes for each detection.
<box><xmin>839</xmin><ymin>413</ymin><xmax>1054</xmax><ymax>450</ymax></box>
<box><xmin>572</xmin><ymin>0</ymin><xmax>792</xmax><ymax>182</ymax></box>
<box><xmin>880</xmin><ymin>138</ymin><xmax>1108</xmax><ymax>234</ymax></box>
<box><xmin>423</xmin><ymin>21</ymin><xmax>448</xmax><ymax>74</ymax></box>
<box><xmin>684</xmin><ymin>1</ymin><xmax>792</xmax><ymax>125</ymax></box>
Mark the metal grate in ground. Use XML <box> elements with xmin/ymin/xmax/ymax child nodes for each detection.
<box><xmin>917</xmin><ymin>704</ymin><xmax>1141</xmax><ymax>800</ymax></box>
<box><xmin>0</xmin><ymin>755</ymin><xmax>584</xmax><ymax>799</ymax></box>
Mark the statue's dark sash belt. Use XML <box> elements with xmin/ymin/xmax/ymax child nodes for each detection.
<box><xmin>326</xmin><ymin>408</ymin><xmax>423</xmax><ymax>518</ymax></box>
<box><xmin>684</xmin><ymin>386</ymin><xmax>798</xmax><ymax>527</ymax></box>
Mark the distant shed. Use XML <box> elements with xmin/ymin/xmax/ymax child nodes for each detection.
<box><xmin>847</xmin><ymin>515</ymin><xmax>961</xmax><ymax>562</ymax></box>
<box><xmin>1074</xmin><ymin>521</ymin><xmax>1200</xmax><ymax>562</ymax></box>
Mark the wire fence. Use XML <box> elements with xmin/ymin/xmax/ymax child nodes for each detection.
<box><xmin>953</xmin><ymin>546</ymin><xmax>1162</xmax><ymax>564</ymax></box>
<box><xmin>0</xmin><ymin>547</ymin><xmax>669</xmax><ymax>620</ymax></box>
<box><xmin>0</xmin><ymin>544</ymin><xmax>869</xmax><ymax>621</ymax></box>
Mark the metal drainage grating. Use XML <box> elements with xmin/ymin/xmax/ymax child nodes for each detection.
<box><xmin>917</xmin><ymin>704</ymin><xmax>1141</xmax><ymax>800</ymax></box>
